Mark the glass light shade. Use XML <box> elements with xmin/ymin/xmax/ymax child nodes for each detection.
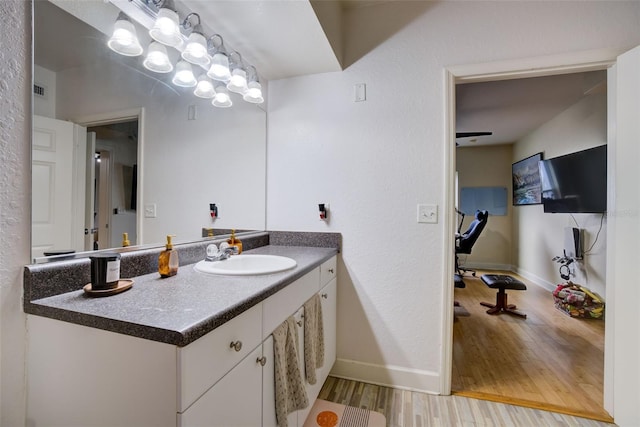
<box><xmin>207</xmin><ymin>52</ymin><xmax>231</xmax><ymax>81</ymax></box>
<box><xmin>194</xmin><ymin>75</ymin><xmax>216</xmax><ymax>98</ymax></box>
<box><xmin>212</xmin><ymin>85</ymin><xmax>232</xmax><ymax>108</ymax></box>
<box><xmin>149</xmin><ymin>8</ymin><xmax>182</xmax><ymax>48</ymax></box>
<box><xmin>172</xmin><ymin>61</ymin><xmax>197</xmax><ymax>87</ymax></box>
<box><xmin>182</xmin><ymin>29</ymin><xmax>209</xmax><ymax>67</ymax></box>
<box><xmin>243</xmin><ymin>81</ymin><xmax>264</xmax><ymax>104</ymax></box>
<box><xmin>227</xmin><ymin>68</ymin><xmax>248</xmax><ymax>94</ymax></box>
<box><xmin>107</xmin><ymin>15</ymin><xmax>143</xmax><ymax>57</ymax></box>
<box><xmin>143</xmin><ymin>42</ymin><xmax>173</xmax><ymax>73</ymax></box>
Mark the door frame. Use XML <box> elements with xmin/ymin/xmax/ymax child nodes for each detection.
<box><xmin>72</xmin><ymin>108</ymin><xmax>145</xmax><ymax>245</ymax></box>
<box><xmin>440</xmin><ymin>48</ymin><xmax>624</xmax><ymax>413</ymax></box>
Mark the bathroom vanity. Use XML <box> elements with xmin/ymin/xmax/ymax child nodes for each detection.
<box><xmin>23</xmin><ymin>232</ymin><xmax>339</xmax><ymax>427</ymax></box>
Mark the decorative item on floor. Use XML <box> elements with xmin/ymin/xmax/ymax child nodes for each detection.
<box><xmin>303</xmin><ymin>399</ymin><xmax>386</xmax><ymax>427</ymax></box>
<box><xmin>552</xmin><ymin>282</ymin><xmax>604</xmax><ymax>319</ymax></box>
<box><xmin>480</xmin><ymin>274</ymin><xmax>527</xmax><ymax>318</ymax></box>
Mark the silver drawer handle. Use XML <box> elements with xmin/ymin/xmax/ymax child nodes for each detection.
<box><xmin>321</xmin><ymin>293</ymin><xmax>328</xmax><ymax>299</ymax></box>
<box><xmin>328</xmin><ymin>268</ymin><xmax>334</xmax><ymax>274</ymax></box>
<box><xmin>230</xmin><ymin>341</ymin><xmax>243</xmax><ymax>352</ymax></box>
<box><xmin>257</xmin><ymin>356</ymin><xmax>267</xmax><ymax>366</ymax></box>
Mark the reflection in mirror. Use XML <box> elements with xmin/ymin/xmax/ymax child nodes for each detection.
<box><xmin>32</xmin><ymin>0</ymin><xmax>267</xmax><ymax>262</ymax></box>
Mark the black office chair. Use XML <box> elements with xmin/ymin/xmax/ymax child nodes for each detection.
<box><xmin>455</xmin><ymin>210</ymin><xmax>488</xmax><ymax>276</ymax></box>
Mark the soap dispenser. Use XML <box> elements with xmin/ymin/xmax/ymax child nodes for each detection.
<box><xmin>159</xmin><ymin>235</ymin><xmax>179</xmax><ymax>278</ymax></box>
<box><xmin>122</xmin><ymin>232</ymin><xmax>130</xmax><ymax>247</ymax></box>
<box><xmin>227</xmin><ymin>229</ymin><xmax>243</xmax><ymax>254</ymax></box>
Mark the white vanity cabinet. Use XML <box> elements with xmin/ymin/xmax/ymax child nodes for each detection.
<box><xmin>26</xmin><ymin>255</ymin><xmax>338</xmax><ymax>427</ymax></box>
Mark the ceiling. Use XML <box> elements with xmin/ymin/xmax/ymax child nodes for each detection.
<box><xmin>37</xmin><ymin>0</ymin><xmax>607</xmax><ymax>147</ymax></box>
<box><xmin>455</xmin><ymin>71</ymin><xmax>607</xmax><ymax>147</ymax></box>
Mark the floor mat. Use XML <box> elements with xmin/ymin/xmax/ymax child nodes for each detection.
<box><xmin>302</xmin><ymin>399</ymin><xmax>386</xmax><ymax>427</ymax></box>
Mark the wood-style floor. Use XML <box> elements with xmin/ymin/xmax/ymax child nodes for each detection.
<box><xmin>318</xmin><ymin>376</ymin><xmax>615</xmax><ymax>426</ymax></box>
<box><xmin>452</xmin><ymin>270</ymin><xmax>610</xmax><ymax>422</ymax></box>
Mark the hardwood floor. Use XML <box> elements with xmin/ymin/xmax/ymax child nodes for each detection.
<box><xmin>318</xmin><ymin>376</ymin><xmax>615</xmax><ymax>426</ymax></box>
<box><xmin>451</xmin><ymin>270</ymin><xmax>610</xmax><ymax>422</ymax></box>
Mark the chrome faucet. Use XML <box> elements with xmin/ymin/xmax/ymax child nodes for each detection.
<box><xmin>205</xmin><ymin>244</ymin><xmax>234</xmax><ymax>262</ymax></box>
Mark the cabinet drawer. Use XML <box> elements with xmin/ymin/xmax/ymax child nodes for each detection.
<box><xmin>178</xmin><ymin>303</ymin><xmax>262</xmax><ymax>412</ymax></box>
<box><xmin>262</xmin><ymin>268</ymin><xmax>320</xmax><ymax>339</ymax></box>
<box><xmin>320</xmin><ymin>256</ymin><xmax>336</xmax><ymax>286</ymax></box>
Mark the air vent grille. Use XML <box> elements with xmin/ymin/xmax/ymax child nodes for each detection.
<box><xmin>33</xmin><ymin>84</ymin><xmax>45</xmax><ymax>97</ymax></box>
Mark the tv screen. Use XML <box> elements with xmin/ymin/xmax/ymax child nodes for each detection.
<box><xmin>538</xmin><ymin>145</ymin><xmax>607</xmax><ymax>213</ymax></box>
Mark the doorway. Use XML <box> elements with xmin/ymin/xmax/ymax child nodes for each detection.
<box><xmin>87</xmin><ymin>120</ymin><xmax>139</xmax><ymax>250</ymax></box>
<box><xmin>441</xmin><ymin>53</ymin><xmax>618</xmax><ymax>421</ymax></box>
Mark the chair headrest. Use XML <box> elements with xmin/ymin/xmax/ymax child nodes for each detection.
<box><xmin>475</xmin><ymin>210</ymin><xmax>488</xmax><ymax>221</ymax></box>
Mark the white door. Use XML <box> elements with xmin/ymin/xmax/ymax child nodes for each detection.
<box><xmin>84</xmin><ymin>132</ymin><xmax>97</xmax><ymax>251</ymax></box>
<box><xmin>605</xmin><ymin>45</ymin><xmax>640</xmax><ymax>426</ymax></box>
<box><xmin>32</xmin><ymin>115</ymin><xmax>85</xmax><ymax>259</ymax></box>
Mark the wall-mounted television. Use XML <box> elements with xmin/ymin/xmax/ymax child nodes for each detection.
<box><xmin>538</xmin><ymin>145</ymin><xmax>607</xmax><ymax>213</ymax></box>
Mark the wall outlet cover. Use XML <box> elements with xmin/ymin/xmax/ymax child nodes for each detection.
<box><xmin>417</xmin><ymin>204</ymin><xmax>438</xmax><ymax>224</ymax></box>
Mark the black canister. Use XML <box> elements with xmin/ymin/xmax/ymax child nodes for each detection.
<box><xmin>90</xmin><ymin>253</ymin><xmax>121</xmax><ymax>290</ymax></box>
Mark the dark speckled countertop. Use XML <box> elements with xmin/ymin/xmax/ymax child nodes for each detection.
<box><xmin>26</xmin><ymin>245</ymin><xmax>337</xmax><ymax>347</ymax></box>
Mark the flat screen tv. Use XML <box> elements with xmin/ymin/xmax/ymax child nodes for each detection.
<box><xmin>538</xmin><ymin>145</ymin><xmax>607</xmax><ymax>213</ymax></box>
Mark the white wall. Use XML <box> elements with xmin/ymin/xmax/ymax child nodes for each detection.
<box><xmin>267</xmin><ymin>0</ymin><xmax>640</xmax><ymax>397</ymax></box>
<box><xmin>456</xmin><ymin>144</ymin><xmax>513</xmax><ymax>271</ymax></box>
<box><xmin>54</xmin><ymin>58</ymin><xmax>266</xmax><ymax>245</ymax></box>
<box><xmin>0</xmin><ymin>1</ymin><xmax>30</xmax><ymax>426</ymax></box>
<box><xmin>514</xmin><ymin>92</ymin><xmax>607</xmax><ymax>297</ymax></box>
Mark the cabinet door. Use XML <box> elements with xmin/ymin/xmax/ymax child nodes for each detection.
<box><xmin>179</xmin><ymin>346</ymin><xmax>262</xmax><ymax>427</ymax></box>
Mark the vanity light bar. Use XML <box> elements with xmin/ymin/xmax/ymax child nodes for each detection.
<box><xmin>107</xmin><ymin>0</ymin><xmax>264</xmax><ymax>106</ymax></box>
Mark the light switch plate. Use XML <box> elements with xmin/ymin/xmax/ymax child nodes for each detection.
<box><xmin>417</xmin><ymin>204</ymin><xmax>438</xmax><ymax>224</ymax></box>
<box><xmin>144</xmin><ymin>203</ymin><xmax>157</xmax><ymax>218</ymax></box>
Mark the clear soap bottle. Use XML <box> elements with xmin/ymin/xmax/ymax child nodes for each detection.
<box><xmin>159</xmin><ymin>235</ymin><xmax>179</xmax><ymax>278</ymax></box>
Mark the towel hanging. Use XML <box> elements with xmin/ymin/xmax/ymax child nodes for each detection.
<box><xmin>273</xmin><ymin>316</ymin><xmax>309</xmax><ymax>427</ymax></box>
<box><xmin>304</xmin><ymin>293</ymin><xmax>325</xmax><ymax>385</ymax></box>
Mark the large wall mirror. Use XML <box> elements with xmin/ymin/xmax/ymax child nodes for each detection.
<box><xmin>32</xmin><ymin>0</ymin><xmax>267</xmax><ymax>262</ymax></box>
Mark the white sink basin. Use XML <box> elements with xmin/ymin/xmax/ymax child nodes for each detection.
<box><xmin>194</xmin><ymin>254</ymin><xmax>297</xmax><ymax>276</ymax></box>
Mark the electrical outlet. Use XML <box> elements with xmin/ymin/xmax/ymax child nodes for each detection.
<box><xmin>144</xmin><ymin>203</ymin><xmax>157</xmax><ymax>218</ymax></box>
<box><xmin>417</xmin><ymin>204</ymin><xmax>438</xmax><ymax>224</ymax></box>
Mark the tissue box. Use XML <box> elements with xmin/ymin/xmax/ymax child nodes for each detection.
<box><xmin>552</xmin><ymin>283</ymin><xmax>604</xmax><ymax>319</ymax></box>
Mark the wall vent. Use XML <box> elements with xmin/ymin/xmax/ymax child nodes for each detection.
<box><xmin>33</xmin><ymin>84</ymin><xmax>45</xmax><ymax>98</ymax></box>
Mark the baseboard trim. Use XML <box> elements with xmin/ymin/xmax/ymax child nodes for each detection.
<box><xmin>459</xmin><ymin>262</ymin><xmax>513</xmax><ymax>272</ymax></box>
<box><xmin>330</xmin><ymin>358</ymin><xmax>440</xmax><ymax>394</ymax></box>
<box><xmin>512</xmin><ymin>267</ymin><xmax>558</xmax><ymax>292</ymax></box>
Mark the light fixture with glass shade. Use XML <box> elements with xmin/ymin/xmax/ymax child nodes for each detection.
<box><xmin>172</xmin><ymin>60</ymin><xmax>197</xmax><ymax>87</ymax></box>
<box><xmin>212</xmin><ymin>83</ymin><xmax>232</xmax><ymax>108</ymax></box>
<box><xmin>243</xmin><ymin>66</ymin><xmax>264</xmax><ymax>104</ymax></box>
<box><xmin>227</xmin><ymin>51</ymin><xmax>248</xmax><ymax>94</ymax></box>
<box><xmin>107</xmin><ymin>12</ymin><xmax>143</xmax><ymax>56</ymax></box>
<box><xmin>181</xmin><ymin>13</ymin><xmax>209</xmax><ymax>67</ymax></box>
<box><xmin>107</xmin><ymin>0</ymin><xmax>266</xmax><ymax>107</ymax></box>
<box><xmin>149</xmin><ymin>0</ymin><xmax>182</xmax><ymax>48</ymax></box>
<box><xmin>206</xmin><ymin>34</ymin><xmax>231</xmax><ymax>82</ymax></box>
<box><xmin>194</xmin><ymin>75</ymin><xmax>216</xmax><ymax>98</ymax></box>
<box><xmin>143</xmin><ymin>42</ymin><xmax>173</xmax><ymax>73</ymax></box>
